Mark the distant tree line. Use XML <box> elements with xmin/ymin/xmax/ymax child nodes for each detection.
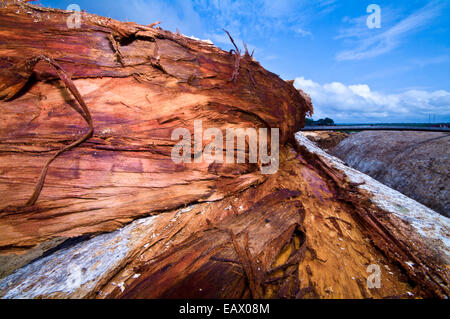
<box><xmin>305</xmin><ymin>117</ymin><xmax>335</xmax><ymax>126</ymax></box>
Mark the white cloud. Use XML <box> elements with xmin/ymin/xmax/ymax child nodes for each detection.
<box><xmin>295</xmin><ymin>28</ymin><xmax>313</xmax><ymax>38</ymax></box>
<box><xmin>336</xmin><ymin>1</ymin><xmax>446</xmax><ymax>61</ymax></box>
<box><xmin>410</xmin><ymin>54</ymin><xmax>450</xmax><ymax>67</ymax></box>
<box><xmin>294</xmin><ymin>77</ymin><xmax>450</xmax><ymax>123</ymax></box>
<box><xmin>191</xmin><ymin>0</ymin><xmax>336</xmax><ymax>43</ymax></box>
<box><xmin>113</xmin><ymin>0</ymin><xmax>336</xmax><ymax>55</ymax></box>
<box><xmin>119</xmin><ymin>0</ymin><xmax>204</xmax><ymax>36</ymax></box>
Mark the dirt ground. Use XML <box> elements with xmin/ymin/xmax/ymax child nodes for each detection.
<box><xmin>332</xmin><ymin>131</ymin><xmax>449</xmax><ymax>217</ymax></box>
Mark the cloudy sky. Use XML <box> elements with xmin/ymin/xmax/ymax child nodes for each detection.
<box><xmin>39</xmin><ymin>0</ymin><xmax>450</xmax><ymax>123</ymax></box>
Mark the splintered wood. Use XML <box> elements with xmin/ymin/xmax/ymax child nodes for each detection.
<box><xmin>0</xmin><ymin>1</ymin><xmax>448</xmax><ymax>299</ymax></box>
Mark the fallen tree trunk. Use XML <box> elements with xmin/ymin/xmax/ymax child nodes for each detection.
<box><xmin>0</xmin><ymin>1</ymin><xmax>449</xmax><ymax>299</ymax></box>
<box><xmin>0</xmin><ymin>0</ymin><xmax>309</xmax><ymax>265</ymax></box>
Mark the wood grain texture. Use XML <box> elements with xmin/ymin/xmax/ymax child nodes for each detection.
<box><xmin>0</xmin><ymin>1</ymin><xmax>309</xmax><ymax>257</ymax></box>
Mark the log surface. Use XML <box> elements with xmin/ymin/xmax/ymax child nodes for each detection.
<box><xmin>0</xmin><ymin>1</ymin><xmax>308</xmax><ymax>257</ymax></box>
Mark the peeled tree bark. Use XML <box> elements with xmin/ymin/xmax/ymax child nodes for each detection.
<box><xmin>0</xmin><ymin>1</ymin><xmax>449</xmax><ymax>299</ymax></box>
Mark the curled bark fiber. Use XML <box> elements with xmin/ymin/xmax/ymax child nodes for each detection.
<box><xmin>0</xmin><ymin>1</ymin><xmax>448</xmax><ymax>299</ymax></box>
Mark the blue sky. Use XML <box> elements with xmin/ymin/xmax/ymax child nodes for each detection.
<box><xmin>37</xmin><ymin>0</ymin><xmax>450</xmax><ymax>123</ymax></box>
